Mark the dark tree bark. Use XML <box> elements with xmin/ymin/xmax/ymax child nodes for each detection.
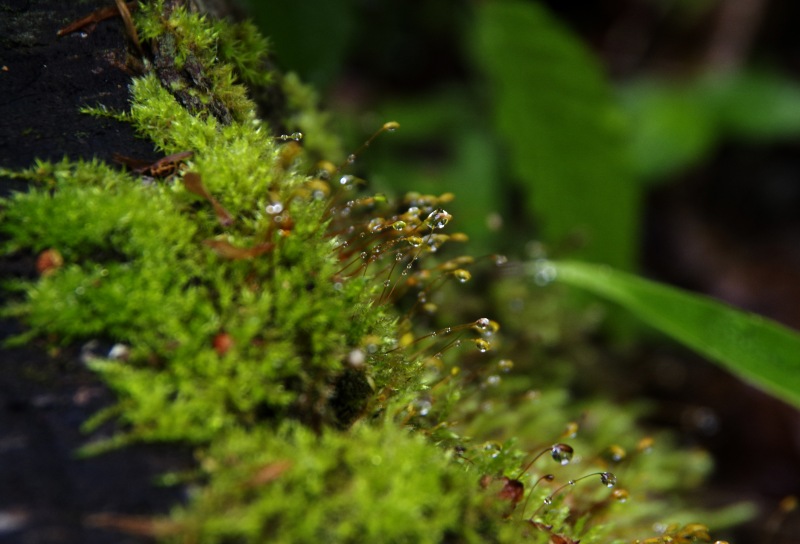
<box><xmin>0</xmin><ymin>2</ymin><xmax>200</xmax><ymax>542</ymax></box>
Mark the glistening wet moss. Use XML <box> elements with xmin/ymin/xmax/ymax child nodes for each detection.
<box><xmin>0</xmin><ymin>5</ymin><xmax>742</xmax><ymax>543</ymax></box>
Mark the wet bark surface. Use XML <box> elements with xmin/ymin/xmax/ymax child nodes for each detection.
<box><xmin>1</xmin><ymin>2</ymin><xmax>191</xmax><ymax>543</ymax></box>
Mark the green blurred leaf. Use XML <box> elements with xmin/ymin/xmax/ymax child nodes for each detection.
<box><xmin>621</xmin><ymin>71</ymin><xmax>800</xmax><ymax>181</ymax></box>
<box><xmin>620</xmin><ymin>81</ymin><xmax>717</xmax><ymax>181</ymax></box>
<box><xmin>713</xmin><ymin>71</ymin><xmax>800</xmax><ymax>139</ymax></box>
<box><xmin>551</xmin><ymin>260</ymin><xmax>800</xmax><ymax>409</ymax></box>
<box><xmin>472</xmin><ymin>0</ymin><xmax>638</xmax><ymax>269</ymax></box>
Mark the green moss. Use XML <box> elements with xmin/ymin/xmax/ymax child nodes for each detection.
<box><xmin>0</xmin><ymin>5</ymin><xmax>744</xmax><ymax>543</ymax></box>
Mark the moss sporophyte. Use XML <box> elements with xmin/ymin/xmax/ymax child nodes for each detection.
<box><xmin>0</xmin><ymin>2</ymin><xmax>737</xmax><ymax>542</ymax></box>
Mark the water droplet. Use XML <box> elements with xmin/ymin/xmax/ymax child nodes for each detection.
<box><xmin>482</xmin><ymin>441</ymin><xmax>502</xmax><ymax>458</ymax></box>
<box><xmin>600</xmin><ymin>472</ymin><xmax>617</xmax><ymax>488</ymax></box>
<box><xmin>339</xmin><ymin>174</ymin><xmax>355</xmax><ymax>186</ymax></box>
<box><xmin>530</xmin><ymin>258</ymin><xmax>557</xmax><ymax>286</ymax></box>
<box><xmin>383</xmin><ymin>280</ymin><xmax>391</xmax><ymax>287</ymax></box>
<box><xmin>543</xmin><ymin>496</ymin><xmax>553</xmax><ymax>505</ymax></box>
<box><xmin>415</xmin><ymin>398</ymin><xmax>432</xmax><ymax>416</ymax></box>
<box><xmin>493</xmin><ymin>254</ymin><xmax>508</xmax><ymax>266</ymax></box>
<box><xmin>453</xmin><ymin>269</ymin><xmax>471</xmax><ymax>283</ymax></box>
<box><xmin>606</xmin><ymin>445</ymin><xmax>626</xmax><ymax>463</ymax></box>
<box><xmin>612</xmin><ymin>489</ymin><xmax>629</xmax><ymax>502</ymax></box>
<box><xmin>346</xmin><ymin>154</ymin><xmax>356</xmax><ymax>164</ymax></box>
<box><xmin>360</xmin><ymin>251</ymin><xmax>369</xmax><ymax>261</ymax></box>
<box><xmin>637</xmin><ymin>436</ymin><xmax>654</xmax><ymax>453</ymax></box>
<box><xmin>392</xmin><ymin>220</ymin><xmax>407</xmax><ymax>231</ymax></box>
<box><xmin>107</xmin><ymin>343</ymin><xmax>130</xmax><ymax>361</ymax></box>
<box><xmin>474</xmin><ymin>339</ymin><xmax>490</xmax><ymax>353</ymax></box>
<box><xmin>347</xmin><ymin>349</ymin><xmax>366</xmax><ymax>368</ymax></box>
<box><xmin>424</xmin><ymin>209</ymin><xmax>452</xmax><ymax>230</ymax></box>
<box><xmin>395</xmin><ymin>253</ymin><xmax>404</xmax><ymax>261</ymax></box>
<box><xmin>474</xmin><ymin>318</ymin><xmax>499</xmax><ymax>336</ymax></box>
<box><xmin>400</xmin><ymin>270</ymin><xmax>407</xmax><ymax>276</ymax></box>
<box><xmin>498</xmin><ymin>359</ymin><xmax>514</xmax><ymax>373</ymax></box>
<box><xmin>333</xmin><ymin>282</ymin><xmax>343</xmax><ymax>291</ymax></box>
<box><xmin>407</xmin><ymin>236</ymin><xmax>423</xmax><ymax>248</ymax></box>
<box><xmin>443</xmin><ymin>327</ymin><xmax>452</xmax><ymax>335</ymax></box>
<box><xmin>383</xmin><ymin>121</ymin><xmax>400</xmax><ymax>132</ymax></box>
<box><xmin>367</xmin><ymin>218</ymin><xmax>384</xmax><ymax>232</ymax></box>
<box><xmin>550</xmin><ymin>443</ymin><xmax>574</xmax><ymax>465</ymax></box>
<box><xmin>484</xmin><ymin>375</ymin><xmax>501</xmax><ymax>387</ymax></box>
<box><xmin>291</xmin><ymin>131</ymin><xmax>303</xmax><ymax>141</ymax></box>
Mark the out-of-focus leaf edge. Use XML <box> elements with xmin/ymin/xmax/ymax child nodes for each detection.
<box><xmin>551</xmin><ymin>260</ymin><xmax>800</xmax><ymax>409</ymax></box>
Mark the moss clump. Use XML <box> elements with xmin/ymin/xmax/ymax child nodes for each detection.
<box><xmin>0</xmin><ymin>4</ymin><xmax>743</xmax><ymax>543</ymax></box>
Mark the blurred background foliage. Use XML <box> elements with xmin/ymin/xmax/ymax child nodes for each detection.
<box><xmin>239</xmin><ymin>0</ymin><xmax>800</xmax><ymax>540</ymax></box>
<box><xmin>242</xmin><ymin>0</ymin><xmax>800</xmax><ymax>272</ymax></box>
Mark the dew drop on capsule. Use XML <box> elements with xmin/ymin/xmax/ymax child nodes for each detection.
<box><xmin>600</xmin><ymin>472</ymin><xmax>617</xmax><ymax>488</ymax></box>
<box><xmin>453</xmin><ymin>269</ymin><xmax>471</xmax><ymax>283</ymax></box>
<box><xmin>383</xmin><ymin>280</ymin><xmax>391</xmax><ymax>287</ymax></box>
<box><xmin>407</xmin><ymin>236</ymin><xmax>423</xmax><ymax>248</ymax></box>
<box><xmin>550</xmin><ymin>443</ymin><xmax>574</xmax><ymax>465</ymax></box>
<box><xmin>395</xmin><ymin>252</ymin><xmax>404</xmax><ymax>261</ymax></box>
<box><xmin>339</xmin><ymin>174</ymin><xmax>355</xmax><ymax>186</ymax></box>
<box><xmin>606</xmin><ymin>444</ymin><xmax>626</xmax><ymax>463</ymax></box>
<box><xmin>612</xmin><ymin>488</ymin><xmax>629</xmax><ymax>502</ymax></box>
<box><xmin>474</xmin><ymin>339</ymin><xmax>490</xmax><ymax>353</ymax></box>
<box><xmin>543</xmin><ymin>496</ymin><xmax>553</xmax><ymax>505</ymax></box>
<box><xmin>291</xmin><ymin>131</ymin><xmax>303</xmax><ymax>141</ymax></box>
<box><xmin>498</xmin><ymin>359</ymin><xmax>514</xmax><ymax>373</ymax></box>
<box><xmin>424</xmin><ymin>209</ymin><xmax>451</xmax><ymax>230</ymax></box>
<box><xmin>475</xmin><ymin>317</ymin><xmax>491</xmax><ymax>331</ymax></box>
<box><xmin>346</xmin><ymin>154</ymin><xmax>356</xmax><ymax>164</ymax></box>
<box><xmin>383</xmin><ymin>121</ymin><xmax>400</xmax><ymax>132</ymax></box>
